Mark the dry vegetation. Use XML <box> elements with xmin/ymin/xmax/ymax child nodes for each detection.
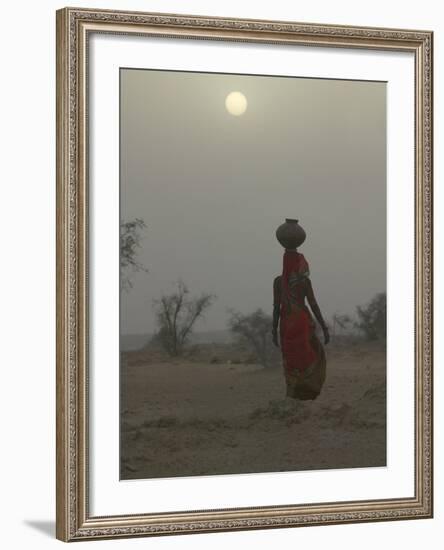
<box><xmin>120</xmin><ymin>338</ymin><xmax>386</xmax><ymax>480</ymax></box>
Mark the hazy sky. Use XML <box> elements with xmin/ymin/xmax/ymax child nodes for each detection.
<box><xmin>120</xmin><ymin>68</ymin><xmax>386</xmax><ymax>335</ymax></box>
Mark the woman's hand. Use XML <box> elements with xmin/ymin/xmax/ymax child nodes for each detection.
<box><xmin>322</xmin><ymin>326</ymin><xmax>330</xmax><ymax>345</ymax></box>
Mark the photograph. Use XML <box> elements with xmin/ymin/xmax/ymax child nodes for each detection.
<box><xmin>119</xmin><ymin>68</ymin><xmax>387</xmax><ymax>480</ymax></box>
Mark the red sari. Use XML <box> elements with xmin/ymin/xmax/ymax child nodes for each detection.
<box><xmin>274</xmin><ymin>250</ymin><xmax>326</xmax><ymax>400</ymax></box>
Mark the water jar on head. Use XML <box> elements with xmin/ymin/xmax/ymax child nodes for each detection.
<box><xmin>275</xmin><ymin>219</ymin><xmax>306</xmax><ymax>250</ymax></box>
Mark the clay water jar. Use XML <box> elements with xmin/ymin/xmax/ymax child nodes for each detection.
<box><xmin>276</xmin><ymin>218</ymin><xmax>306</xmax><ymax>249</ymax></box>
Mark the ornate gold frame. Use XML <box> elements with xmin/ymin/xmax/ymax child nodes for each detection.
<box><xmin>56</xmin><ymin>7</ymin><xmax>433</xmax><ymax>542</ymax></box>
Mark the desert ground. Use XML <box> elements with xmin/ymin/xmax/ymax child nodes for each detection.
<box><xmin>120</xmin><ymin>339</ymin><xmax>386</xmax><ymax>480</ymax></box>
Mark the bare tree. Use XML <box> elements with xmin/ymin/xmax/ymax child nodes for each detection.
<box><xmin>228</xmin><ymin>308</ymin><xmax>276</xmax><ymax>368</ymax></box>
<box><xmin>331</xmin><ymin>313</ymin><xmax>353</xmax><ymax>338</ymax></box>
<box><xmin>153</xmin><ymin>281</ymin><xmax>215</xmax><ymax>356</ymax></box>
<box><xmin>120</xmin><ymin>218</ymin><xmax>147</xmax><ymax>291</ymax></box>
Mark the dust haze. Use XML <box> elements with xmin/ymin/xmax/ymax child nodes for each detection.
<box><xmin>120</xmin><ymin>68</ymin><xmax>386</xmax><ymax>337</ymax></box>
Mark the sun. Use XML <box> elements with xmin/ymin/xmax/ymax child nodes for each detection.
<box><xmin>225</xmin><ymin>91</ymin><xmax>248</xmax><ymax>116</ymax></box>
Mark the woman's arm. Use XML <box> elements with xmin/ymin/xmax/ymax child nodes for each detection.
<box><xmin>305</xmin><ymin>278</ymin><xmax>330</xmax><ymax>344</ymax></box>
<box><xmin>272</xmin><ymin>276</ymin><xmax>281</xmax><ymax>347</ymax></box>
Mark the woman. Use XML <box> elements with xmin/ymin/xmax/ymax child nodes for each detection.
<box><xmin>272</xmin><ymin>232</ymin><xmax>329</xmax><ymax>400</ymax></box>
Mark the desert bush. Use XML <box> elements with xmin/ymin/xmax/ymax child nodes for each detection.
<box><xmin>152</xmin><ymin>280</ymin><xmax>215</xmax><ymax>356</ymax></box>
<box><xmin>228</xmin><ymin>308</ymin><xmax>277</xmax><ymax>368</ymax></box>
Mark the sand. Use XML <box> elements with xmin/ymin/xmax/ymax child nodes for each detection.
<box><xmin>120</xmin><ymin>341</ymin><xmax>386</xmax><ymax>480</ymax></box>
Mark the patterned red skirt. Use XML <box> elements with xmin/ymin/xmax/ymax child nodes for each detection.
<box><xmin>280</xmin><ymin>304</ymin><xmax>326</xmax><ymax>400</ymax></box>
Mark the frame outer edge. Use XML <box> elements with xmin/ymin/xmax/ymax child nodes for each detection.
<box><xmin>55</xmin><ymin>6</ymin><xmax>433</xmax><ymax>541</ymax></box>
<box><xmin>427</xmin><ymin>30</ymin><xmax>433</xmax><ymax>518</ymax></box>
<box><xmin>424</xmin><ymin>30</ymin><xmax>433</xmax><ymax>518</ymax></box>
<box><xmin>56</xmin><ymin>7</ymin><xmax>71</xmax><ymax>543</ymax></box>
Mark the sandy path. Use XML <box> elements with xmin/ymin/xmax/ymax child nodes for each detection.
<box><xmin>121</xmin><ymin>343</ymin><xmax>386</xmax><ymax>479</ymax></box>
